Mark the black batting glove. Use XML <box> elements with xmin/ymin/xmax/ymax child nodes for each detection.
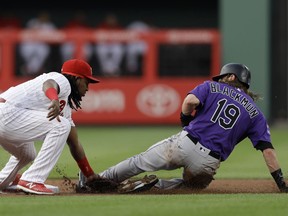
<box><xmin>271</xmin><ymin>169</ymin><xmax>288</xmax><ymax>192</ymax></box>
<box><xmin>180</xmin><ymin>112</ymin><xmax>194</xmax><ymax>127</ymax></box>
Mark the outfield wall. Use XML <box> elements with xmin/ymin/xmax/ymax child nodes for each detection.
<box><xmin>0</xmin><ymin>29</ymin><xmax>220</xmax><ymax>124</ymax></box>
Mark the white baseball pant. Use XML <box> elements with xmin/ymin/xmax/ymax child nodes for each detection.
<box><xmin>0</xmin><ymin>102</ymin><xmax>70</xmax><ymax>189</ymax></box>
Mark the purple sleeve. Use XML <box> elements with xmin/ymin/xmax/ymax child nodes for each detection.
<box><xmin>188</xmin><ymin>81</ymin><xmax>210</xmax><ymax>108</ymax></box>
<box><xmin>248</xmin><ymin>115</ymin><xmax>271</xmax><ymax>146</ymax></box>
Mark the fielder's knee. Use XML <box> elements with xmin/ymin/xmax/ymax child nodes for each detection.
<box><xmin>19</xmin><ymin>147</ymin><xmax>37</xmax><ymax>165</ymax></box>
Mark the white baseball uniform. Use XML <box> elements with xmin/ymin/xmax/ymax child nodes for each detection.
<box><xmin>0</xmin><ymin>72</ymin><xmax>74</xmax><ymax>189</ymax></box>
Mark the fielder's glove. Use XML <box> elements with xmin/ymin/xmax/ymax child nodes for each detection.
<box><xmin>76</xmin><ymin>171</ymin><xmax>119</xmax><ymax>193</ymax></box>
<box><xmin>86</xmin><ymin>177</ymin><xmax>119</xmax><ymax>193</ymax></box>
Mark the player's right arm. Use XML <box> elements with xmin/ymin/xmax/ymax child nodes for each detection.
<box><xmin>181</xmin><ymin>93</ymin><xmax>200</xmax><ymax>115</ymax></box>
<box><xmin>180</xmin><ymin>93</ymin><xmax>200</xmax><ymax>127</ymax></box>
<box><xmin>67</xmin><ymin>126</ymin><xmax>100</xmax><ymax>181</ymax></box>
<box><xmin>43</xmin><ymin>79</ymin><xmax>61</xmax><ymax>121</ymax></box>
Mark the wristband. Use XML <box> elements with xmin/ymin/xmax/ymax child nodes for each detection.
<box><xmin>77</xmin><ymin>157</ymin><xmax>94</xmax><ymax>177</ymax></box>
<box><xmin>271</xmin><ymin>169</ymin><xmax>287</xmax><ymax>191</ymax></box>
<box><xmin>45</xmin><ymin>88</ymin><xmax>59</xmax><ymax>101</ymax></box>
<box><xmin>180</xmin><ymin>112</ymin><xmax>194</xmax><ymax>127</ymax></box>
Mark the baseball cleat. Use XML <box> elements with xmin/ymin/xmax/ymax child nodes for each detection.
<box><xmin>1</xmin><ymin>173</ymin><xmax>21</xmax><ymax>193</ymax></box>
<box><xmin>6</xmin><ymin>184</ymin><xmax>59</xmax><ymax>194</ymax></box>
<box><xmin>17</xmin><ymin>180</ymin><xmax>55</xmax><ymax>195</ymax></box>
<box><xmin>118</xmin><ymin>175</ymin><xmax>159</xmax><ymax>193</ymax></box>
<box><xmin>2</xmin><ymin>173</ymin><xmax>59</xmax><ymax>194</ymax></box>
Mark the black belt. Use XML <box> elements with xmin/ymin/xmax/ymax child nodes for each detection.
<box><xmin>186</xmin><ymin>134</ymin><xmax>222</xmax><ymax>160</ymax></box>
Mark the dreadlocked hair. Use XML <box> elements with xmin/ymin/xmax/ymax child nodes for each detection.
<box><xmin>218</xmin><ymin>77</ymin><xmax>262</xmax><ymax>101</ymax></box>
<box><xmin>63</xmin><ymin>74</ymin><xmax>82</xmax><ymax>110</ymax></box>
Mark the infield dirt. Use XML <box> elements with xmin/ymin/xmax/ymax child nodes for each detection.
<box><xmin>0</xmin><ymin>178</ymin><xmax>279</xmax><ymax>196</ymax></box>
<box><xmin>47</xmin><ymin>178</ymin><xmax>279</xmax><ymax>195</ymax></box>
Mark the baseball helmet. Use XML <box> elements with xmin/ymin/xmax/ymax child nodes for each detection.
<box><xmin>212</xmin><ymin>63</ymin><xmax>251</xmax><ymax>89</ymax></box>
<box><xmin>61</xmin><ymin>59</ymin><xmax>100</xmax><ymax>83</ymax></box>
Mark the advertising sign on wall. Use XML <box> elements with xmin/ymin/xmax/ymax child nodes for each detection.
<box><xmin>0</xmin><ymin>29</ymin><xmax>220</xmax><ymax>124</ymax></box>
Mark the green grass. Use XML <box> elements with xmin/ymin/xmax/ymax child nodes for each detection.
<box><xmin>0</xmin><ymin>194</ymin><xmax>288</xmax><ymax>216</ymax></box>
<box><xmin>1</xmin><ymin>125</ymin><xmax>288</xmax><ymax>216</ymax></box>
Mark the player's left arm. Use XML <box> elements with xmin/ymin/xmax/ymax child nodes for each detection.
<box><xmin>66</xmin><ymin>126</ymin><xmax>99</xmax><ymax>180</ymax></box>
<box><xmin>256</xmin><ymin>141</ymin><xmax>288</xmax><ymax>192</ymax></box>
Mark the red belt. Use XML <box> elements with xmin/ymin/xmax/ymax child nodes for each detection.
<box><xmin>0</xmin><ymin>98</ymin><xmax>6</xmax><ymax>103</ymax></box>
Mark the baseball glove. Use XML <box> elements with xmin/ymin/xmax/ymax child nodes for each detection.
<box><xmin>76</xmin><ymin>172</ymin><xmax>119</xmax><ymax>193</ymax></box>
<box><xmin>86</xmin><ymin>177</ymin><xmax>119</xmax><ymax>193</ymax></box>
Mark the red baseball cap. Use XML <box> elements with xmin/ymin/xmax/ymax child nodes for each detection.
<box><xmin>61</xmin><ymin>59</ymin><xmax>100</xmax><ymax>83</ymax></box>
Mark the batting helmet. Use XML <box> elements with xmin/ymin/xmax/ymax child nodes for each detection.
<box><xmin>212</xmin><ymin>63</ymin><xmax>251</xmax><ymax>89</ymax></box>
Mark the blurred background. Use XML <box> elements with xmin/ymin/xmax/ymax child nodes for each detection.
<box><xmin>0</xmin><ymin>0</ymin><xmax>287</xmax><ymax>126</ymax></box>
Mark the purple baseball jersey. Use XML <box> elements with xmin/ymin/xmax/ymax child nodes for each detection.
<box><xmin>184</xmin><ymin>81</ymin><xmax>271</xmax><ymax>161</ymax></box>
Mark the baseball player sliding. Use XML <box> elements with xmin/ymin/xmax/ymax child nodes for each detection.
<box><xmin>94</xmin><ymin>63</ymin><xmax>288</xmax><ymax>193</ymax></box>
<box><xmin>0</xmin><ymin>59</ymin><xmax>102</xmax><ymax>195</ymax></box>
